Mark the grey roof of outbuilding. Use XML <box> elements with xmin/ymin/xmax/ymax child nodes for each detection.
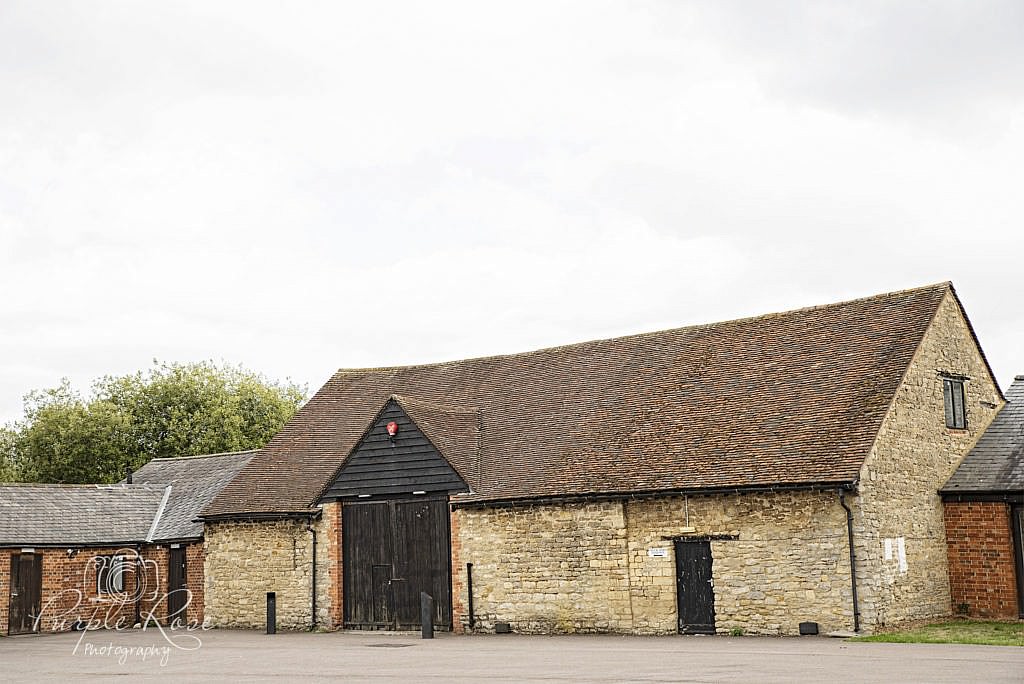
<box><xmin>0</xmin><ymin>484</ymin><xmax>167</xmax><ymax>546</ymax></box>
<box><xmin>130</xmin><ymin>450</ymin><xmax>255</xmax><ymax>541</ymax></box>
<box><xmin>943</xmin><ymin>376</ymin><xmax>1024</xmax><ymax>494</ymax></box>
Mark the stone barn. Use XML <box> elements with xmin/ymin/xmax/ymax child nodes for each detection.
<box><xmin>200</xmin><ymin>282</ymin><xmax>1003</xmax><ymax>635</ymax></box>
<box><xmin>0</xmin><ymin>450</ymin><xmax>251</xmax><ymax>635</ymax></box>
<box><xmin>941</xmin><ymin>375</ymin><xmax>1023</xmax><ymax>619</ymax></box>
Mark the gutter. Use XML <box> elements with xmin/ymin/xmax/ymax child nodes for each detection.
<box><xmin>197</xmin><ymin>510</ymin><xmax>319</xmax><ymax>523</ymax></box>
<box><xmin>0</xmin><ymin>540</ymin><xmax>166</xmax><ymax>549</ymax></box>
<box><xmin>451</xmin><ymin>480</ymin><xmax>857</xmax><ymax>510</ymax></box>
<box><xmin>939</xmin><ymin>490</ymin><xmax>1023</xmax><ymax>504</ymax></box>
<box><xmin>838</xmin><ymin>489</ymin><xmax>861</xmax><ymax>633</ymax></box>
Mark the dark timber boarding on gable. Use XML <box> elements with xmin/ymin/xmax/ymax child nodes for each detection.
<box><xmin>322</xmin><ymin>399</ymin><xmax>468</xmax><ymax>500</ymax></box>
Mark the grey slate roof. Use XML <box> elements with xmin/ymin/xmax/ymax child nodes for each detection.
<box><xmin>0</xmin><ymin>450</ymin><xmax>255</xmax><ymax>546</ymax></box>
<box><xmin>943</xmin><ymin>376</ymin><xmax>1024</xmax><ymax>495</ymax></box>
<box><xmin>0</xmin><ymin>484</ymin><xmax>167</xmax><ymax>546</ymax></box>
<box><xmin>130</xmin><ymin>450</ymin><xmax>255</xmax><ymax>541</ymax></box>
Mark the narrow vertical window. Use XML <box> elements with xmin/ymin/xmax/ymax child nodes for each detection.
<box><xmin>97</xmin><ymin>555</ymin><xmax>126</xmax><ymax>593</ymax></box>
<box><xmin>942</xmin><ymin>378</ymin><xmax>967</xmax><ymax>429</ymax></box>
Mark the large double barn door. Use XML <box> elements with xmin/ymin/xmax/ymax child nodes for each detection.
<box><xmin>8</xmin><ymin>553</ymin><xmax>42</xmax><ymax>635</ymax></box>
<box><xmin>343</xmin><ymin>498</ymin><xmax>452</xmax><ymax>630</ymax></box>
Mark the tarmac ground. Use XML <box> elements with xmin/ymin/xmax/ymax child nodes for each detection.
<box><xmin>1</xmin><ymin>627</ymin><xmax>1022</xmax><ymax>682</ymax></box>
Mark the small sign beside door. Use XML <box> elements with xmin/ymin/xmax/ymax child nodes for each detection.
<box><xmin>647</xmin><ymin>547</ymin><xmax>669</xmax><ymax>557</ymax></box>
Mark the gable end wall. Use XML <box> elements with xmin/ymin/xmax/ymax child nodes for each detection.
<box><xmin>853</xmin><ymin>291</ymin><xmax>1003</xmax><ymax>628</ymax></box>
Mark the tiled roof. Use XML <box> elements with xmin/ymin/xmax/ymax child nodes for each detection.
<box><xmin>205</xmin><ymin>283</ymin><xmax>953</xmax><ymax>517</ymax></box>
<box><xmin>942</xmin><ymin>376</ymin><xmax>1024</xmax><ymax>495</ymax></box>
<box><xmin>0</xmin><ymin>484</ymin><xmax>166</xmax><ymax>546</ymax></box>
<box><xmin>130</xmin><ymin>450</ymin><xmax>255</xmax><ymax>540</ymax></box>
<box><xmin>392</xmin><ymin>395</ymin><xmax>480</xmax><ymax>489</ymax></box>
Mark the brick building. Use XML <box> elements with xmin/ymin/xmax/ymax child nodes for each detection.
<box><xmin>200</xmin><ymin>282</ymin><xmax>1005</xmax><ymax>635</ymax></box>
<box><xmin>1</xmin><ymin>450</ymin><xmax>251</xmax><ymax>635</ymax></box>
<box><xmin>941</xmin><ymin>375</ymin><xmax>1024</xmax><ymax>619</ymax></box>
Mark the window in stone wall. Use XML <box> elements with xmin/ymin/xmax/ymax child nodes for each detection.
<box><xmin>96</xmin><ymin>554</ymin><xmax>126</xmax><ymax>593</ymax></box>
<box><xmin>942</xmin><ymin>377</ymin><xmax>967</xmax><ymax>429</ymax></box>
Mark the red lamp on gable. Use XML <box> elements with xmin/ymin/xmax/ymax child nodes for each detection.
<box><xmin>386</xmin><ymin>421</ymin><xmax>399</xmax><ymax>438</ymax></box>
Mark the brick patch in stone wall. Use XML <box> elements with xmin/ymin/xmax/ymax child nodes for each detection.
<box><xmin>944</xmin><ymin>501</ymin><xmax>1019</xmax><ymax>618</ymax></box>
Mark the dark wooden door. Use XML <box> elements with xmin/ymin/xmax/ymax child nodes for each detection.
<box><xmin>675</xmin><ymin>540</ymin><xmax>716</xmax><ymax>634</ymax></box>
<box><xmin>167</xmin><ymin>547</ymin><xmax>187</xmax><ymax>624</ymax></box>
<box><xmin>8</xmin><ymin>553</ymin><xmax>42</xmax><ymax>635</ymax></box>
<box><xmin>343</xmin><ymin>498</ymin><xmax>452</xmax><ymax>630</ymax></box>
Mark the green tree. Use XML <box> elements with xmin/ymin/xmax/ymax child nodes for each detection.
<box><xmin>0</xmin><ymin>425</ymin><xmax>20</xmax><ymax>482</ymax></box>
<box><xmin>5</xmin><ymin>361</ymin><xmax>306</xmax><ymax>484</ymax></box>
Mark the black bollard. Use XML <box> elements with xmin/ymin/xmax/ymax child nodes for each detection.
<box><xmin>420</xmin><ymin>592</ymin><xmax>434</xmax><ymax>639</ymax></box>
<box><xmin>267</xmin><ymin>592</ymin><xmax>277</xmax><ymax>635</ymax></box>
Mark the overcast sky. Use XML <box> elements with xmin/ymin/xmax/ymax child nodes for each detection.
<box><xmin>2</xmin><ymin>1</ymin><xmax>1022</xmax><ymax>424</ymax></box>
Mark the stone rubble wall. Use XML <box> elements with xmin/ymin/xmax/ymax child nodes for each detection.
<box><xmin>853</xmin><ymin>292</ymin><xmax>1003</xmax><ymax>629</ymax></box>
<box><xmin>455</xmin><ymin>500</ymin><xmax>633</xmax><ymax>634</ymax></box>
<box><xmin>455</xmin><ymin>490</ymin><xmax>853</xmax><ymax>635</ymax></box>
<box><xmin>203</xmin><ymin>510</ymin><xmax>334</xmax><ymax>630</ymax></box>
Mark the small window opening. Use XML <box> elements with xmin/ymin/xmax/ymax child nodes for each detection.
<box><xmin>942</xmin><ymin>378</ymin><xmax>967</xmax><ymax>429</ymax></box>
<box><xmin>96</xmin><ymin>555</ymin><xmax>126</xmax><ymax>593</ymax></box>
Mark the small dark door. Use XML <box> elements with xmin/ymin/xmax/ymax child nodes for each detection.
<box><xmin>8</xmin><ymin>553</ymin><xmax>43</xmax><ymax>635</ymax></box>
<box><xmin>167</xmin><ymin>547</ymin><xmax>187</xmax><ymax>624</ymax></box>
<box><xmin>370</xmin><ymin>564</ymin><xmax>394</xmax><ymax>625</ymax></box>
<box><xmin>675</xmin><ymin>540</ymin><xmax>716</xmax><ymax>634</ymax></box>
<box><xmin>343</xmin><ymin>498</ymin><xmax>452</xmax><ymax>630</ymax></box>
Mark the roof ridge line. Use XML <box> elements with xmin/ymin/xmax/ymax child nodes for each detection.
<box><xmin>331</xmin><ymin>282</ymin><xmax>952</xmax><ymax>374</ymax></box>
<box><xmin>147</xmin><ymin>450</ymin><xmax>258</xmax><ymax>462</ymax></box>
<box><xmin>0</xmin><ymin>482</ymin><xmax>164</xmax><ymax>489</ymax></box>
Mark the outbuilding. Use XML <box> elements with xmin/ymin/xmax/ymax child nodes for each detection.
<box><xmin>0</xmin><ymin>450</ymin><xmax>252</xmax><ymax>635</ymax></box>
<box><xmin>941</xmin><ymin>375</ymin><xmax>1024</xmax><ymax>619</ymax></box>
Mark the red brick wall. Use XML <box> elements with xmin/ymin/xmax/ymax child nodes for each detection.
<box><xmin>324</xmin><ymin>501</ymin><xmax>343</xmax><ymax>629</ymax></box>
<box><xmin>33</xmin><ymin>547</ymin><xmax>141</xmax><ymax>633</ymax></box>
<box><xmin>0</xmin><ymin>549</ymin><xmax>11</xmax><ymax>633</ymax></box>
<box><xmin>1</xmin><ymin>543</ymin><xmax>207</xmax><ymax>634</ymax></box>
<box><xmin>944</xmin><ymin>501</ymin><xmax>1020</xmax><ymax>618</ymax></box>
<box><xmin>185</xmin><ymin>543</ymin><xmax>205</xmax><ymax>625</ymax></box>
<box><xmin>138</xmin><ymin>545</ymin><xmax>168</xmax><ymax>626</ymax></box>
<box><xmin>1</xmin><ymin>547</ymin><xmax>148</xmax><ymax>634</ymax></box>
<box><xmin>138</xmin><ymin>543</ymin><xmax>205</xmax><ymax>627</ymax></box>
<box><xmin>450</xmin><ymin>508</ymin><xmax>464</xmax><ymax>633</ymax></box>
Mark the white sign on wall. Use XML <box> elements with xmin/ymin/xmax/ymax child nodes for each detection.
<box><xmin>647</xmin><ymin>548</ymin><xmax>669</xmax><ymax>557</ymax></box>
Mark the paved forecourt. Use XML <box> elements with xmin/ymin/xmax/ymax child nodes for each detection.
<box><xmin>1</xmin><ymin>628</ymin><xmax>1021</xmax><ymax>682</ymax></box>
